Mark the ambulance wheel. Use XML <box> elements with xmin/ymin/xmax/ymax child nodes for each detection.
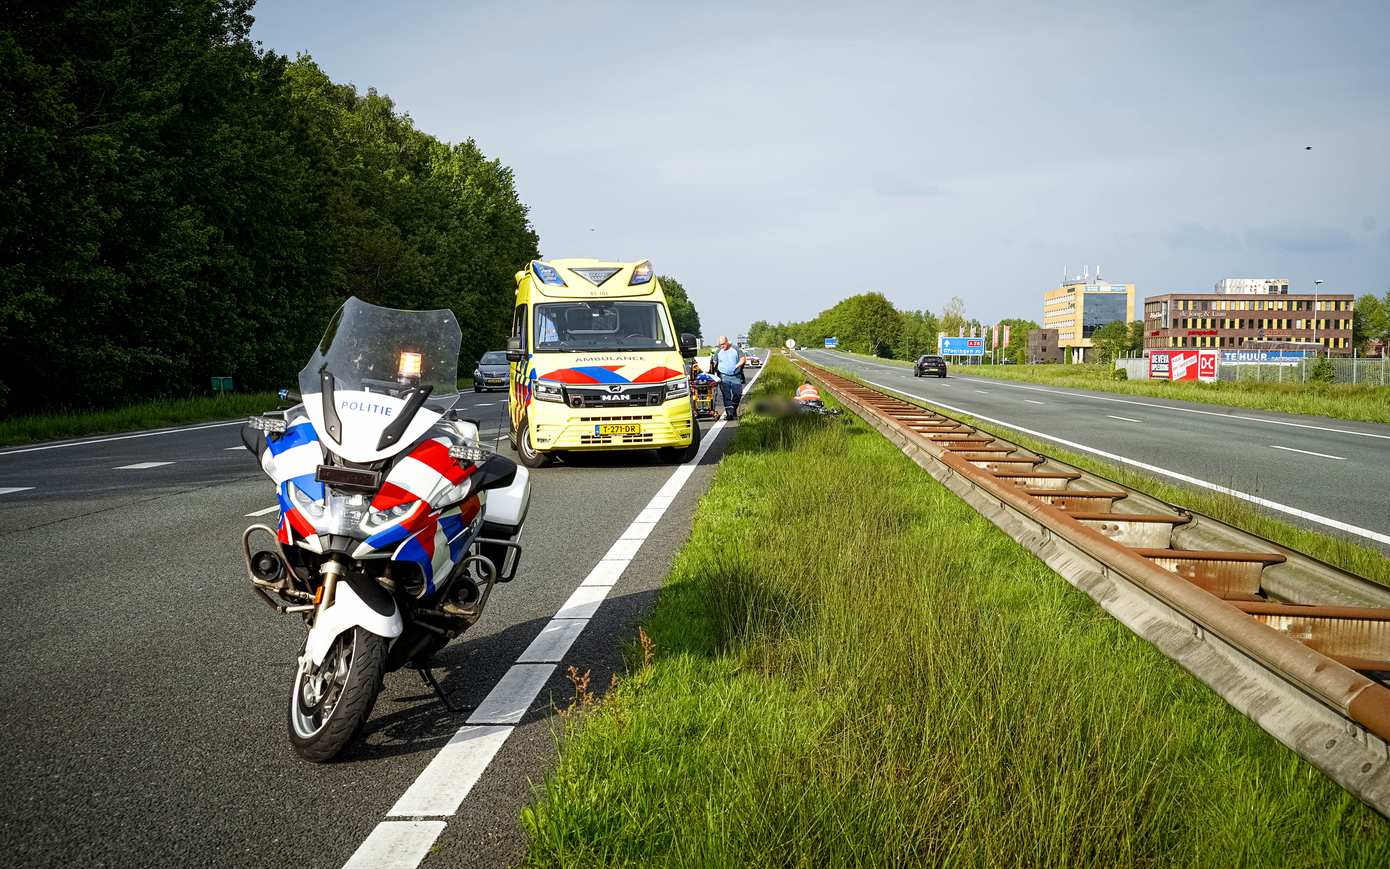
<box><xmin>657</xmin><ymin>412</ymin><xmax>701</xmax><ymax>464</ymax></box>
<box><xmin>516</xmin><ymin>418</ymin><xmax>550</xmax><ymax>468</ymax></box>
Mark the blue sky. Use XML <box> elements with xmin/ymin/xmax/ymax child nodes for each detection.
<box><xmin>251</xmin><ymin>0</ymin><xmax>1390</xmax><ymax>338</ymax></box>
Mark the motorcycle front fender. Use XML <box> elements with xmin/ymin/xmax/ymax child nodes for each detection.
<box><xmin>304</xmin><ymin>576</ymin><xmax>403</xmax><ymax>666</ymax></box>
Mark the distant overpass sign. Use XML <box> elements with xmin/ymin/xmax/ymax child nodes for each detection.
<box><xmin>824</xmin><ymin>337</ymin><xmax>838</xmax><ymax>348</ymax></box>
<box><xmin>939</xmin><ymin>336</ymin><xmax>985</xmax><ymax>356</ymax></box>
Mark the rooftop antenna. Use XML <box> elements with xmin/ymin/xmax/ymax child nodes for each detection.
<box><xmin>1097</xmin><ymin>264</ymin><xmax>1101</xmax><ymax>280</ymax></box>
<box><xmin>1084</xmin><ymin>264</ymin><xmax>1089</xmax><ymax>280</ymax></box>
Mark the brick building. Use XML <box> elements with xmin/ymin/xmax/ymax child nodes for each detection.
<box><xmin>1142</xmin><ymin>292</ymin><xmax>1354</xmax><ymax>356</ymax></box>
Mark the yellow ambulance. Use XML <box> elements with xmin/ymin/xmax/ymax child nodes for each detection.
<box><xmin>504</xmin><ymin>258</ymin><xmax>700</xmax><ymax>467</ymax></box>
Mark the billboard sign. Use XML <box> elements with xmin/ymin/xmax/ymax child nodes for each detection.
<box><xmin>824</xmin><ymin>336</ymin><xmax>838</xmax><ymax>349</ymax></box>
<box><xmin>939</xmin><ymin>336</ymin><xmax>986</xmax><ymax>356</ymax></box>
<box><xmin>1221</xmin><ymin>350</ymin><xmax>1307</xmax><ymax>365</ymax></box>
<box><xmin>1149</xmin><ymin>349</ymin><xmax>1218</xmax><ymax>381</ymax></box>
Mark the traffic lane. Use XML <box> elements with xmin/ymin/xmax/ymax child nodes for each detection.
<box><xmin>0</xmin><ymin>420</ymin><xmax>725</xmax><ymax>868</ymax></box>
<box><xmin>0</xmin><ymin>391</ymin><xmax>511</xmax><ymax>528</ymax></box>
<box><xmin>803</xmin><ymin>351</ymin><xmax>1390</xmax><ymax>546</ymax></box>
<box><xmin>806</xmin><ymin>349</ymin><xmax>1390</xmax><ymax>443</ymax></box>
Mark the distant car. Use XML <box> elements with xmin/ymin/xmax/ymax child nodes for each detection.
<box><xmin>914</xmin><ymin>355</ymin><xmax>947</xmax><ymax>378</ymax></box>
<box><xmin>744</xmin><ymin>352</ymin><xmax>762</xmax><ymax>368</ymax></box>
<box><xmin>473</xmin><ymin>350</ymin><xmax>510</xmax><ymax>392</ymax></box>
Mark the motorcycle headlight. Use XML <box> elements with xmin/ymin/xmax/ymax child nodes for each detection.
<box><xmin>364</xmin><ymin>499</ymin><xmax>416</xmax><ymax>531</ymax></box>
<box><xmin>289</xmin><ymin>483</ymin><xmax>325</xmax><ymax>518</ymax></box>
<box><xmin>322</xmin><ymin>491</ymin><xmax>370</xmax><ymax>536</ymax></box>
<box><xmin>665</xmin><ymin>378</ymin><xmax>689</xmax><ymax>399</ymax></box>
<box><xmin>534</xmin><ymin>381</ymin><xmax>564</xmax><ymax>403</ymax></box>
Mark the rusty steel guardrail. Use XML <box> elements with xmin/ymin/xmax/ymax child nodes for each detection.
<box><xmin>789</xmin><ymin>353</ymin><xmax>1390</xmax><ymax>816</ymax></box>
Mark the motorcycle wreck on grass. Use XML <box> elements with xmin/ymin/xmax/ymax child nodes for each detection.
<box><xmin>240</xmin><ymin>297</ymin><xmax>530</xmax><ymax>762</ymax></box>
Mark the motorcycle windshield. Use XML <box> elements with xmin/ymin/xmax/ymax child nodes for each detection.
<box><xmin>299</xmin><ymin>297</ymin><xmax>462</xmax><ymax>462</ymax></box>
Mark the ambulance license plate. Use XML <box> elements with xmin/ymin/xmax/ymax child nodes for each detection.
<box><xmin>596</xmin><ymin>423</ymin><xmax>641</xmax><ymax>436</ymax></box>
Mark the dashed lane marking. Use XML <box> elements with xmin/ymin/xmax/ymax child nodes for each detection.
<box><xmin>114</xmin><ymin>461</ymin><xmax>174</xmax><ymax>470</ymax></box>
<box><xmin>245</xmin><ymin>505</ymin><xmax>280</xmax><ymax>517</ymax></box>
<box><xmin>1025</xmin><ymin>399</ymin><xmax>1044</xmax><ymax>405</ymax></box>
<box><xmin>0</xmin><ymin>487</ymin><xmax>35</xmax><ymax>496</ymax></box>
<box><xmin>1106</xmin><ymin>415</ymin><xmax>1142</xmax><ymax>423</ymax></box>
<box><xmin>1271</xmin><ymin>444</ymin><xmax>1345</xmax><ymax>461</ymax></box>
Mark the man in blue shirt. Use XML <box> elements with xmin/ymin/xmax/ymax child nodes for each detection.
<box><xmin>710</xmin><ymin>335</ymin><xmax>746</xmax><ymax>421</ymax></box>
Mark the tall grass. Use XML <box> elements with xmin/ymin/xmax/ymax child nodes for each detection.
<box><xmin>523</xmin><ymin>357</ymin><xmax>1390</xmax><ymax>866</ymax></box>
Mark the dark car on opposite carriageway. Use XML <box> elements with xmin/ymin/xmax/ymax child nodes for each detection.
<box><xmin>914</xmin><ymin>354</ymin><xmax>947</xmax><ymax>378</ymax></box>
<box><xmin>473</xmin><ymin>350</ymin><xmax>510</xmax><ymax>392</ymax></box>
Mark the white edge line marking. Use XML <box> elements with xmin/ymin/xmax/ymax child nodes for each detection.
<box><xmin>1106</xmin><ymin>415</ymin><xmax>1142</xmax><ymax>423</ymax></box>
<box><xmin>860</xmin><ymin>377</ymin><xmax>1390</xmax><ymax>547</ymax></box>
<box><xmin>815</xmin><ymin>349</ymin><xmax>1390</xmax><ymax>442</ymax></box>
<box><xmin>1270</xmin><ymin>444</ymin><xmax>1346</xmax><ymax>461</ymax></box>
<box><xmin>343</xmin><ymin>820</ymin><xmax>448</xmax><ymax>869</ymax></box>
<box><xmin>0</xmin><ymin>420</ymin><xmax>244</xmax><ymax>456</ymax></box>
<box><xmin>362</xmin><ymin>366</ymin><xmax>764</xmax><ymax>850</ymax></box>
<box><xmin>387</xmin><ymin>725</ymin><xmax>513</xmax><ymax>817</ymax></box>
<box><xmin>516</xmin><ymin>619</ymin><xmax>590</xmax><ymax>664</ymax></box>
<box><xmin>224</xmin><ymin>445</ymin><xmax>245</xmax><ymax>450</ymax></box>
<box><xmin>113</xmin><ymin>461</ymin><xmax>174</xmax><ymax>470</ymax></box>
<box><xmin>245</xmin><ymin>505</ymin><xmax>279</xmax><ymax>517</ymax></box>
<box><xmin>0</xmin><ymin>486</ymin><xmax>35</xmax><ymax>496</ymax></box>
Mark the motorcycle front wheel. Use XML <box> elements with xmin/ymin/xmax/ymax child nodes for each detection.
<box><xmin>288</xmin><ymin>626</ymin><xmax>388</xmax><ymax>762</ymax></box>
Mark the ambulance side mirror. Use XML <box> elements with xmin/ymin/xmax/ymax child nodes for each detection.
<box><xmin>506</xmin><ymin>336</ymin><xmax>525</xmax><ymax>363</ymax></box>
<box><xmin>679</xmin><ymin>333</ymin><xmax>698</xmax><ymax>359</ymax></box>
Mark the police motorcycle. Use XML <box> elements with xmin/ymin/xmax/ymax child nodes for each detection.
<box><xmin>241</xmin><ymin>297</ymin><xmax>530</xmax><ymax>761</ymax></box>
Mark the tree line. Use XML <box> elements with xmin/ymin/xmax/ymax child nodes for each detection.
<box><xmin>748</xmin><ymin>292</ymin><xmax>1041</xmax><ymax>364</ymax></box>
<box><xmin>0</xmin><ymin>0</ymin><xmax>541</xmax><ymax>413</ymax></box>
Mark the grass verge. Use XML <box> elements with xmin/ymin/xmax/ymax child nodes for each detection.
<box><xmin>0</xmin><ymin>393</ymin><xmax>279</xmax><ymax>447</ymax></box>
<box><xmin>823</xmin><ymin>348</ymin><xmax>1390</xmax><ymax>426</ymax></box>
<box><xmin>522</xmin><ymin>356</ymin><xmax>1390</xmax><ymax>865</ymax></box>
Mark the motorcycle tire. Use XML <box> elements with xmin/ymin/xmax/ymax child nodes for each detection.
<box><xmin>515</xmin><ymin>418</ymin><xmax>550</xmax><ymax>468</ymax></box>
<box><xmin>288</xmin><ymin>626</ymin><xmax>388</xmax><ymax>762</ymax></box>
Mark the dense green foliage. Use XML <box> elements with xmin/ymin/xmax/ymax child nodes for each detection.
<box><xmin>1354</xmin><ymin>292</ymin><xmax>1390</xmax><ymax>353</ymax></box>
<box><xmin>657</xmin><ymin>275</ymin><xmax>701</xmax><ymax>340</ymax></box>
<box><xmin>0</xmin><ymin>1</ymin><xmax>539</xmax><ymax>414</ymax></box>
<box><xmin>525</xmin><ymin>358</ymin><xmax>1390</xmax><ymax>864</ymax></box>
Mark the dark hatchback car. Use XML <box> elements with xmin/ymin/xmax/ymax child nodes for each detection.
<box><xmin>914</xmin><ymin>355</ymin><xmax>947</xmax><ymax>378</ymax></box>
<box><xmin>473</xmin><ymin>350</ymin><xmax>510</xmax><ymax>392</ymax></box>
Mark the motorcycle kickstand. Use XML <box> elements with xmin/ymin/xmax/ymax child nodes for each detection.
<box><xmin>416</xmin><ymin>666</ymin><xmax>469</xmax><ymax>714</ymax></box>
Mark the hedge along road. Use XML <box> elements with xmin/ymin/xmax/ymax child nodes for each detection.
<box><xmin>0</xmin><ymin>371</ymin><xmax>757</xmax><ymax>869</ymax></box>
<box><xmin>800</xmin><ymin>349</ymin><xmax>1390</xmax><ymax>550</ymax></box>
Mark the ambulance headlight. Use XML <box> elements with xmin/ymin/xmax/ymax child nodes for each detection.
<box><xmin>534</xmin><ymin>381</ymin><xmax>564</xmax><ymax>403</ymax></box>
<box><xmin>665</xmin><ymin>378</ymin><xmax>689</xmax><ymax>399</ymax></box>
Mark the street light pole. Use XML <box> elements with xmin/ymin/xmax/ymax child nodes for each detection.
<box><xmin>1312</xmin><ymin>279</ymin><xmax>1324</xmax><ymax>357</ymax></box>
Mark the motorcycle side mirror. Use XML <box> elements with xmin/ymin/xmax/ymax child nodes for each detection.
<box><xmin>473</xmin><ymin>452</ymin><xmax>518</xmax><ymax>492</ymax></box>
<box><xmin>506</xmin><ymin>336</ymin><xmax>525</xmax><ymax>363</ymax></box>
<box><xmin>679</xmin><ymin>333</ymin><xmax>698</xmax><ymax>359</ymax></box>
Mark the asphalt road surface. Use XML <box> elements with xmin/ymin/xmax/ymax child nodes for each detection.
<box><xmin>0</xmin><ymin>372</ymin><xmax>753</xmax><ymax>869</ymax></box>
<box><xmin>801</xmin><ymin>348</ymin><xmax>1390</xmax><ymax>551</ymax></box>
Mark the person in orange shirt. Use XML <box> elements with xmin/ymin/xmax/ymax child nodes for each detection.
<box><xmin>794</xmin><ymin>381</ymin><xmax>822</xmax><ymax>405</ymax></box>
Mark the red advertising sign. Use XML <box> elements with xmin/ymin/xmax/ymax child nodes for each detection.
<box><xmin>1149</xmin><ymin>349</ymin><xmax>1218</xmax><ymax>381</ymax></box>
<box><xmin>1197</xmin><ymin>351</ymin><xmax>1218</xmax><ymax>381</ymax></box>
<box><xmin>1185</xmin><ymin>330</ymin><xmax>1217</xmax><ymax>336</ymax></box>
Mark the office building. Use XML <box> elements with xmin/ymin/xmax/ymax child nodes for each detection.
<box><xmin>1142</xmin><ymin>292</ymin><xmax>1354</xmax><ymax>355</ymax></box>
<box><xmin>1215</xmin><ymin>278</ymin><xmax>1291</xmax><ymax>295</ymax></box>
<box><xmin>1042</xmin><ymin>275</ymin><xmax>1135</xmax><ymax>362</ymax></box>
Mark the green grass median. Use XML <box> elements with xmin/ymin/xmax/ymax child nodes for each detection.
<box><xmin>522</xmin><ymin>356</ymin><xmax>1390</xmax><ymax>866</ymax></box>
